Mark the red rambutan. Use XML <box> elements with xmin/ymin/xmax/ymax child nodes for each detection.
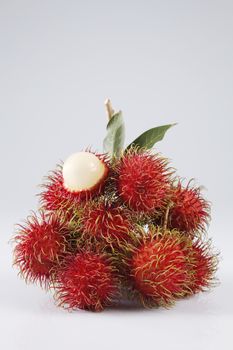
<box><xmin>81</xmin><ymin>201</ymin><xmax>132</xmax><ymax>244</ymax></box>
<box><xmin>40</xmin><ymin>151</ymin><xmax>109</xmax><ymax>212</ymax></box>
<box><xmin>11</xmin><ymin>99</ymin><xmax>220</xmax><ymax>312</ymax></box>
<box><xmin>14</xmin><ymin>212</ymin><xmax>70</xmax><ymax>287</ymax></box>
<box><xmin>127</xmin><ymin>228</ymin><xmax>191</xmax><ymax>306</ymax></box>
<box><xmin>168</xmin><ymin>182</ymin><xmax>210</xmax><ymax>234</ymax></box>
<box><xmin>185</xmin><ymin>239</ymin><xmax>218</xmax><ymax>294</ymax></box>
<box><xmin>116</xmin><ymin>150</ymin><xmax>171</xmax><ymax>213</ymax></box>
<box><xmin>55</xmin><ymin>251</ymin><xmax>119</xmax><ymax>311</ymax></box>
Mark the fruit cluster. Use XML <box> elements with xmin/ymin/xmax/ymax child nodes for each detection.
<box><xmin>13</xmin><ymin>101</ymin><xmax>218</xmax><ymax>311</ymax></box>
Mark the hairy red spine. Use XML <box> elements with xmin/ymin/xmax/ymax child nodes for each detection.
<box><xmin>186</xmin><ymin>239</ymin><xmax>218</xmax><ymax>293</ymax></box>
<box><xmin>55</xmin><ymin>252</ymin><xmax>119</xmax><ymax>311</ymax></box>
<box><xmin>169</xmin><ymin>182</ymin><xmax>210</xmax><ymax>233</ymax></box>
<box><xmin>81</xmin><ymin>202</ymin><xmax>132</xmax><ymax>243</ymax></box>
<box><xmin>14</xmin><ymin>212</ymin><xmax>69</xmax><ymax>287</ymax></box>
<box><xmin>116</xmin><ymin>150</ymin><xmax>171</xmax><ymax>213</ymax></box>
<box><xmin>40</xmin><ymin>152</ymin><xmax>109</xmax><ymax>212</ymax></box>
<box><xmin>126</xmin><ymin>229</ymin><xmax>192</xmax><ymax>306</ymax></box>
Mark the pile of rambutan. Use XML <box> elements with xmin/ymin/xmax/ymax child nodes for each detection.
<box><xmin>13</xmin><ymin>100</ymin><xmax>218</xmax><ymax>311</ymax></box>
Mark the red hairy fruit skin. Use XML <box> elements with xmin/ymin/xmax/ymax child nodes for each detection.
<box><xmin>55</xmin><ymin>252</ymin><xmax>119</xmax><ymax>311</ymax></box>
<box><xmin>14</xmin><ymin>212</ymin><xmax>69</xmax><ymax>287</ymax></box>
<box><xmin>81</xmin><ymin>201</ymin><xmax>132</xmax><ymax>243</ymax></box>
<box><xmin>169</xmin><ymin>183</ymin><xmax>210</xmax><ymax>234</ymax></box>
<box><xmin>129</xmin><ymin>229</ymin><xmax>191</xmax><ymax>306</ymax></box>
<box><xmin>40</xmin><ymin>152</ymin><xmax>109</xmax><ymax>212</ymax></box>
<box><xmin>116</xmin><ymin>150</ymin><xmax>171</xmax><ymax>213</ymax></box>
<box><xmin>186</xmin><ymin>240</ymin><xmax>218</xmax><ymax>294</ymax></box>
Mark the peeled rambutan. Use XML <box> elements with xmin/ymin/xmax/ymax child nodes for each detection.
<box><xmin>116</xmin><ymin>149</ymin><xmax>171</xmax><ymax>213</ymax></box>
<box><xmin>185</xmin><ymin>239</ymin><xmax>218</xmax><ymax>294</ymax></box>
<box><xmin>81</xmin><ymin>201</ymin><xmax>132</xmax><ymax>244</ymax></box>
<box><xmin>55</xmin><ymin>251</ymin><xmax>119</xmax><ymax>311</ymax></box>
<box><xmin>168</xmin><ymin>182</ymin><xmax>210</xmax><ymax>234</ymax></box>
<box><xmin>40</xmin><ymin>151</ymin><xmax>109</xmax><ymax>212</ymax></box>
<box><xmin>14</xmin><ymin>212</ymin><xmax>69</xmax><ymax>286</ymax></box>
<box><xmin>127</xmin><ymin>228</ymin><xmax>191</xmax><ymax>307</ymax></box>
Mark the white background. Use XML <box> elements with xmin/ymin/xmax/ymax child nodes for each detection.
<box><xmin>0</xmin><ymin>1</ymin><xmax>232</xmax><ymax>349</ymax></box>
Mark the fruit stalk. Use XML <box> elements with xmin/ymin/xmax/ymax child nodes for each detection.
<box><xmin>105</xmin><ymin>98</ymin><xmax>115</xmax><ymax>120</ymax></box>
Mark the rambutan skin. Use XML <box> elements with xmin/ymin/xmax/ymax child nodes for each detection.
<box><xmin>126</xmin><ymin>228</ymin><xmax>191</xmax><ymax>306</ymax></box>
<box><xmin>14</xmin><ymin>212</ymin><xmax>70</xmax><ymax>287</ymax></box>
<box><xmin>81</xmin><ymin>201</ymin><xmax>132</xmax><ymax>243</ymax></box>
<box><xmin>116</xmin><ymin>150</ymin><xmax>172</xmax><ymax>214</ymax></box>
<box><xmin>40</xmin><ymin>152</ymin><xmax>109</xmax><ymax>212</ymax></box>
<box><xmin>55</xmin><ymin>252</ymin><xmax>119</xmax><ymax>311</ymax></box>
<box><xmin>185</xmin><ymin>239</ymin><xmax>218</xmax><ymax>293</ymax></box>
<box><xmin>168</xmin><ymin>183</ymin><xmax>210</xmax><ymax>234</ymax></box>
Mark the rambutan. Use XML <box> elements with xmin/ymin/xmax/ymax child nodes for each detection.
<box><xmin>40</xmin><ymin>151</ymin><xmax>109</xmax><ymax>212</ymax></box>
<box><xmin>55</xmin><ymin>251</ymin><xmax>119</xmax><ymax>311</ymax></box>
<box><xmin>116</xmin><ymin>149</ymin><xmax>171</xmax><ymax>213</ymax></box>
<box><xmin>168</xmin><ymin>182</ymin><xmax>210</xmax><ymax>234</ymax></box>
<box><xmin>126</xmin><ymin>228</ymin><xmax>191</xmax><ymax>307</ymax></box>
<box><xmin>14</xmin><ymin>212</ymin><xmax>70</xmax><ymax>287</ymax></box>
<box><xmin>81</xmin><ymin>201</ymin><xmax>132</xmax><ymax>244</ymax></box>
<box><xmin>185</xmin><ymin>239</ymin><xmax>218</xmax><ymax>294</ymax></box>
<box><xmin>11</xmin><ymin>99</ymin><xmax>220</xmax><ymax>312</ymax></box>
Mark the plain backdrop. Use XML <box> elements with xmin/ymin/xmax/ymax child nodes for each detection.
<box><xmin>0</xmin><ymin>1</ymin><xmax>232</xmax><ymax>349</ymax></box>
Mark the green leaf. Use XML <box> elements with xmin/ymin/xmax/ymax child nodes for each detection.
<box><xmin>126</xmin><ymin>124</ymin><xmax>176</xmax><ymax>151</ymax></box>
<box><xmin>103</xmin><ymin>111</ymin><xmax>125</xmax><ymax>158</ymax></box>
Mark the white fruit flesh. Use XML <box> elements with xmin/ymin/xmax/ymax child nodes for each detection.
<box><xmin>62</xmin><ymin>152</ymin><xmax>106</xmax><ymax>192</ymax></box>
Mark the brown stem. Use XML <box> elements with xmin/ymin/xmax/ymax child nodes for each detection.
<box><xmin>163</xmin><ymin>202</ymin><xmax>173</xmax><ymax>232</ymax></box>
<box><xmin>105</xmin><ymin>98</ymin><xmax>115</xmax><ymax>121</ymax></box>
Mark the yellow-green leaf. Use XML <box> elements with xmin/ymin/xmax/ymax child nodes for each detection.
<box><xmin>103</xmin><ymin>111</ymin><xmax>125</xmax><ymax>158</ymax></box>
<box><xmin>126</xmin><ymin>124</ymin><xmax>176</xmax><ymax>151</ymax></box>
